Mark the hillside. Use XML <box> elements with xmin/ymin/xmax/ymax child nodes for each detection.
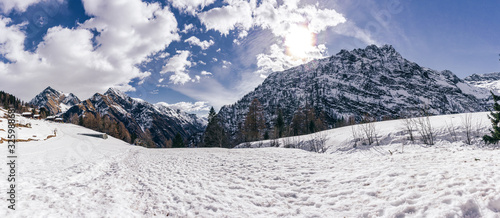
<box><xmin>63</xmin><ymin>88</ymin><xmax>207</xmax><ymax>147</ymax></box>
<box><xmin>218</xmin><ymin>45</ymin><xmax>490</xmax><ymax>143</ymax></box>
<box><xmin>1</xmin><ymin>108</ymin><xmax>500</xmax><ymax>217</ymax></box>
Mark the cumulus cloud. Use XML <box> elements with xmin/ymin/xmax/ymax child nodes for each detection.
<box><xmin>197</xmin><ymin>0</ymin><xmax>253</xmax><ymax>35</ymax></box>
<box><xmin>197</xmin><ymin>0</ymin><xmax>347</xmax><ymax>76</ymax></box>
<box><xmin>168</xmin><ymin>0</ymin><xmax>216</xmax><ymax>15</ymax></box>
<box><xmin>0</xmin><ymin>0</ymin><xmax>180</xmax><ymax>100</ymax></box>
<box><xmin>161</xmin><ymin>50</ymin><xmax>192</xmax><ymax>85</ymax></box>
<box><xmin>181</xmin><ymin>23</ymin><xmax>195</xmax><ymax>33</ymax></box>
<box><xmin>201</xmin><ymin>70</ymin><xmax>212</xmax><ymax>76</ymax></box>
<box><xmin>0</xmin><ymin>0</ymin><xmax>56</xmax><ymax>13</ymax></box>
<box><xmin>185</xmin><ymin>36</ymin><xmax>214</xmax><ymax>50</ymax></box>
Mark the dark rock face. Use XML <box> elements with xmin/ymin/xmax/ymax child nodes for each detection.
<box><xmin>218</xmin><ymin>45</ymin><xmax>489</xmax><ymax>141</ymax></box>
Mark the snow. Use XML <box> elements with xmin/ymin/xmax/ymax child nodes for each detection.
<box><xmin>1</xmin><ymin>110</ymin><xmax>500</xmax><ymax>217</ymax></box>
<box><xmin>58</xmin><ymin>103</ymin><xmax>71</xmax><ymax>113</ymax></box>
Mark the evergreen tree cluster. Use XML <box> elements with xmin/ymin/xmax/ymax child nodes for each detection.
<box><xmin>202</xmin><ymin>98</ymin><xmax>329</xmax><ymax>148</ymax></box>
<box><xmin>0</xmin><ymin>91</ymin><xmax>30</xmax><ymax>113</ymax></box>
<box><xmin>203</xmin><ymin>107</ymin><xmax>228</xmax><ymax>147</ymax></box>
<box><xmin>483</xmin><ymin>91</ymin><xmax>500</xmax><ymax>144</ymax></box>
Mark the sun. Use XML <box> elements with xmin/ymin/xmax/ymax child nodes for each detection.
<box><xmin>284</xmin><ymin>25</ymin><xmax>316</xmax><ymax>60</ymax></box>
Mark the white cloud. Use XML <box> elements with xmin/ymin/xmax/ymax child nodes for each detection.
<box><xmin>184</xmin><ymin>36</ymin><xmax>214</xmax><ymax>50</ymax></box>
<box><xmin>197</xmin><ymin>0</ymin><xmax>253</xmax><ymax>35</ymax></box>
<box><xmin>198</xmin><ymin>60</ymin><xmax>206</xmax><ymax>65</ymax></box>
<box><xmin>0</xmin><ymin>0</ymin><xmax>56</xmax><ymax>13</ymax></box>
<box><xmin>181</xmin><ymin>23</ymin><xmax>195</xmax><ymax>34</ymax></box>
<box><xmin>168</xmin><ymin>0</ymin><xmax>216</xmax><ymax>15</ymax></box>
<box><xmin>212</xmin><ymin>57</ymin><xmax>218</xmax><ymax>62</ymax></box>
<box><xmin>197</xmin><ymin>0</ymin><xmax>347</xmax><ymax>76</ymax></box>
<box><xmin>201</xmin><ymin>70</ymin><xmax>212</xmax><ymax>76</ymax></box>
<box><xmin>161</xmin><ymin>50</ymin><xmax>192</xmax><ymax>85</ymax></box>
<box><xmin>222</xmin><ymin>60</ymin><xmax>232</xmax><ymax>68</ymax></box>
<box><xmin>0</xmin><ymin>0</ymin><xmax>180</xmax><ymax>101</ymax></box>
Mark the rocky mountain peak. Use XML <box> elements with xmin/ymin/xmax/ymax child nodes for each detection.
<box><xmin>30</xmin><ymin>86</ymin><xmax>80</xmax><ymax>115</ymax></box>
<box><xmin>104</xmin><ymin>87</ymin><xmax>130</xmax><ymax>102</ymax></box>
<box><xmin>217</xmin><ymin>44</ymin><xmax>490</xmax><ymax>145</ymax></box>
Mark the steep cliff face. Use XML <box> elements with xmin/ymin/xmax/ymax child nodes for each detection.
<box><xmin>218</xmin><ymin>45</ymin><xmax>490</xmax><ymax>140</ymax></box>
<box><xmin>30</xmin><ymin>86</ymin><xmax>80</xmax><ymax>115</ymax></box>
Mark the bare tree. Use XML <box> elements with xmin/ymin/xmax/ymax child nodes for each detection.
<box><xmin>359</xmin><ymin>115</ymin><xmax>379</xmax><ymax>146</ymax></box>
<box><xmin>309</xmin><ymin>131</ymin><xmax>328</xmax><ymax>153</ymax></box>
<box><xmin>461</xmin><ymin>113</ymin><xmax>473</xmax><ymax>145</ymax></box>
<box><xmin>400</xmin><ymin>114</ymin><xmax>416</xmax><ymax>144</ymax></box>
<box><xmin>445</xmin><ymin>119</ymin><xmax>458</xmax><ymax>142</ymax></box>
<box><xmin>415</xmin><ymin>111</ymin><xmax>434</xmax><ymax>145</ymax></box>
<box><xmin>350</xmin><ymin>117</ymin><xmax>362</xmax><ymax>147</ymax></box>
<box><xmin>270</xmin><ymin>138</ymin><xmax>280</xmax><ymax>147</ymax></box>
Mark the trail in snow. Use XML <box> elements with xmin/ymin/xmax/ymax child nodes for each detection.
<box><xmin>0</xmin><ymin>110</ymin><xmax>500</xmax><ymax>217</ymax></box>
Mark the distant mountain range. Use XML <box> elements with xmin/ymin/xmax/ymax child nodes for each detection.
<box><xmin>218</xmin><ymin>45</ymin><xmax>491</xmax><ymax>143</ymax></box>
<box><xmin>26</xmin><ymin>45</ymin><xmax>499</xmax><ymax>148</ymax></box>
<box><xmin>464</xmin><ymin>72</ymin><xmax>500</xmax><ymax>93</ymax></box>
<box><xmin>30</xmin><ymin>87</ymin><xmax>206</xmax><ymax>147</ymax></box>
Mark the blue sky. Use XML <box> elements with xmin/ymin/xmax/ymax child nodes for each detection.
<box><xmin>0</xmin><ymin>0</ymin><xmax>499</xmax><ymax>117</ymax></box>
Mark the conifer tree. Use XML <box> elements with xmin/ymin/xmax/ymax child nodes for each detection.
<box><xmin>173</xmin><ymin>133</ymin><xmax>184</xmax><ymax>148</ymax></box>
<box><xmin>243</xmin><ymin>98</ymin><xmax>266</xmax><ymax>141</ymax></box>
<box><xmin>483</xmin><ymin>91</ymin><xmax>500</xmax><ymax>144</ymax></box>
<box><xmin>203</xmin><ymin>107</ymin><xmax>228</xmax><ymax>147</ymax></box>
<box><xmin>275</xmin><ymin>109</ymin><xmax>285</xmax><ymax>138</ymax></box>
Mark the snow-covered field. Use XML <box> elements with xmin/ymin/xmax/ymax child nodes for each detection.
<box><xmin>1</xmin><ymin>109</ymin><xmax>500</xmax><ymax>217</ymax></box>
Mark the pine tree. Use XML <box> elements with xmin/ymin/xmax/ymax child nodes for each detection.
<box><xmin>275</xmin><ymin>109</ymin><xmax>285</xmax><ymax>138</ymax></box>
<box><xmin>483</xmin><ymin>91</ymin><xmax>500</xmax><ymax>144</ymax></box>
<box><xmin>203</xmin><ymin>107</ymin><xmax>228</xmax><ymax>147</ymax></box>
<box><xmin>291</xmin><ymin>107</ymin><xmax>305</xmax><ymax>136</ymax></box>
<box><xmin>173</xmin><ymin>133</ymin><xmax>184</xmax><ymax>148</ymax></box>
<box><xmin>243</xmin><ymin>98</ymin><xmax>266</xmax><ymax>142</ymax></box>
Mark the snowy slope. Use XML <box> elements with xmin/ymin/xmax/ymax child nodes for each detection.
<box><xmin>1</xmin><ymin>110</ymin><xmax>500</xmax><ymax>217</ymax></box>
<box><xmin>464</xmin><ymin>72</ymin><xmax>500</xmax><ymax>94</ymax></box>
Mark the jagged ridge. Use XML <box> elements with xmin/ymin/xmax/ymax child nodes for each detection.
<box><xmin>29</xmin><ymin>86</ymin><xmax>80</xmax><ymax>115</ymax></box>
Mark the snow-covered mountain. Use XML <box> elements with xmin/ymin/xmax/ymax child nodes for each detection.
<box><xmin>464</xmin><ymin>72</ymin><xmax>500</xmax><ymax>93</ymax></box>
<box><xmin>218</xmin><ymin>45</ymin><xmax>490</xmax><ymax>141</ymax></box>
<box><xmin>63</xmin><ymin>88</ymin><xmax>206</xmax><ymax>147</ymax></box>
<box><xmin>30</xmin><ymin>86</ymin><xmax>80</xmax><ymax>115</ymax></box>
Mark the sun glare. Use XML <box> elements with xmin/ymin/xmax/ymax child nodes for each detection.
<box><xmin>284</xmin><ymin>25</ymin><xmax>316</xmax><ymax>59</ymax></box>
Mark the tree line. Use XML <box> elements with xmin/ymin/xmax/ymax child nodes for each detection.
<box><xmin>202</xmin><ymin>98</ymin><xmax>328</xmax><ymax>147</ymax></box>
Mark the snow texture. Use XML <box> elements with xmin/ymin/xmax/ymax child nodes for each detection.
<box><xmin>1</xmin><ymin>108</ymin><xmax>500</xmax><ymax>217</ymax></box>
<box><xmin>464</xmin><ymin>72</ymin><xmax>500</xmax><ymax>95</ymax></box>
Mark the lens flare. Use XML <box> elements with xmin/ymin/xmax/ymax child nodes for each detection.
<box><xmin>284</xmin><ymin>25</ymin><xmax>316</xmax><ymax>60</ymax></box>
